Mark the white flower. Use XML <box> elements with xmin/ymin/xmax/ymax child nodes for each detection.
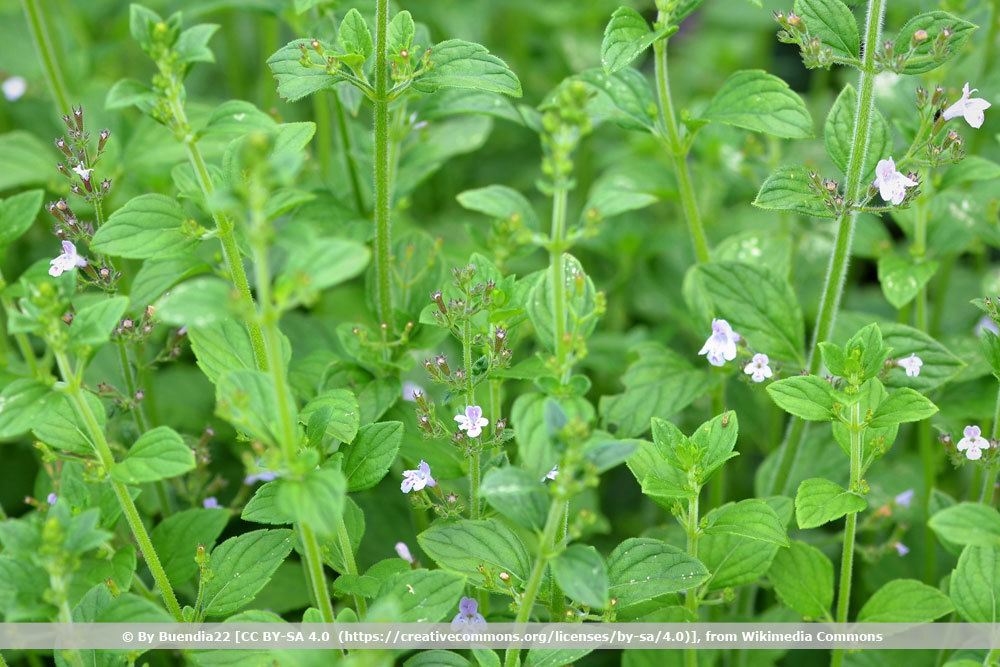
<box><xmin>72</xmin><ymin>163</ymin><xmax>93</xmax><ymax>181</ymax></box>
<box><xmin>48</xmin><ymin>240</ymin><xmax>87</xmax><ymax>277</ymax></box>
<box><xmin>401</xmin><ymin>460</ymin><xmax>436</xmax><ymax>493</ymax></box>
<box><xmin>455</xmin><ymin>405</ymin><xmax>488</xmax><ymax>438</ymax></box>
<box><xmin>2</xmin><ymin>76</ymin><xmax>26</xmax><ymax>101</ymax></box>
<box><xmin>698</xmin><ymin>319</ymin><xmax>740</xmax><ymax>367</ymax></box>
<box><xmin>957</xmin><ymin>425</ymin><xmax>990</xmax><ymax>461</ymax></box>
<box><xmin>395</xmin><ymin>542</ymin><xmax>414</xmax><ymax>564</ymax></box>
<box><xmin>943</xmin><ymin>82</ymin><xmax>991</xmax><ymax>129</ymax></box>
<box><xmin>897</xmin><ymin>353</ymin><xmax>923</xmax><ymax>378</ymax></box>
<box><xmin>743</xmin><ymin>353</ymin><xmax>773</xmax><ymax>383</ymax></box>
<box><xmin>402</xmin><ymin>381</ymin><xmax>424</xmax><ymax>402</ymax></box>
<box><xmin>543</xmin><ymin>465</ymin><xmax>559</xmax><ymax>482</ymax></box>
<box><xmin>873</xmin><ymin>157</ymin><xmax>917</xmax><ymax>206</ymax></box>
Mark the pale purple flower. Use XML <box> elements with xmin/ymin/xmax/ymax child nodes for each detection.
<box><xmin>894</xmin><ymin>489</ymin><xmax>914</xmax><ymax>508</ymax></box>
<box><xmin>698</xmin><ymin>319</ymin><xmax>740</xmax><ymax>367</ymax></box>
<box><xmin>402</xmin><ymin>382</ymin><xmax>424</xmax><ymax>402</ymax></box>
<box><xmin>203</xmin><ymin>497</ymin><xmax>220</xmax><ymax>509</ymax></box>
<box><xmin>2</xmin><ymin>76</ymin><xmax>26</xmax><ymax>101</ymax></box>
<box><xmin>977</xmin><ymin>316</ymin><xmax>1000</xmax><ymax>337</ymax></box>
<box><xmin>48</xmin><ymin>240</ymin><xmax>87</xmax><ymax>277</ymax></box>
<box><xmin>401</xmin><ymin>460</ymin><xmax>436</xmax><ymax>493</ymax></box>
<box><xmin>395</xmin><ymin>542</ymin><xmax>414</xmax><ymax>564</ymax></box>
<box><xmin>46</xmin><ymin>492</ymin><xmax>58</xmax><ymax>506</ymax></box>
<box><xmin>72</xmin><ymin>163</ymin><xmax>93</xmax><ymax>181</ymax></box>
<box><xmin>451</xmin><ymin>597</ymin><xmax>486</xmax><ymax>629</ymax></box>
<box><xmin>873</xmin><ymin>158</ymin><xmax>917</xmax><ymax>206</ymax></box>
<box><xmin>897</xmin><ymin>354</ymin><xmax>923</xmax><ymax>378</ymax></box>
<box><xmin>957</xmin><ymin>425</ymin><xmax>990</xmax><ymax>461</ymax></box>
<box><xmin>743</xmin><ymin>353</ymin><xmax>773</xmax><ymax>383</ymax></box>
<box><xmin>543</xmin><ymin>465</ymin><xmax>559</xmax><ymax>482</ymax></box>
<box><xmin>943</xmin><ymin>82</ymin><xmax>991</xmax><ymax>129</ymax></box>
<box><xmin>244</xmin><ymin>461</ymin><xmax>279</xmax><ymax>486</ymax></box>
<box><xmin>894</xmin><ymin>542</ymin><xmax>909</xmax><ymax>557</ymax></box>
<box><xmin>455</xmin><ymin>405</ymin><xmax>488</xmax><ymax>438</ymax></box>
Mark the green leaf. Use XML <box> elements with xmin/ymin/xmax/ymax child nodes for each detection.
<box><xmin>607</xmin><ymin>538</ymin><xmax>709</xmax><ymax>609</ymax></box>
<box><xmin>202</xmin><ymin>529</ymin><xmax>295</xmax><ymax>617</ymax></box>
<box><xmin>753</xmin><ymin>165</ymin><xmax>835</xmax><ymax>219</ymax></box>
<box><xmin>793</xmin><ymin>0</ymin><xmax>859</xmax><ymax>59</ymax></box>
<box><xmin>768</xmin><ymin>540</ymin><xmax>833</xmax><ymax>621</ymax></box>
<box><xmin>951</xmin><ymin>545</ymin><xmax>1000</xmax><ymax>622</ymax></box>
<box><xmin>929</xmin><ymin>503</ymin><xmax>1000</xmax><ymax>547</ymax></box>
<box><xmin>940</xmin><ymin>156</ymin><xmax>1000</xmax><ymax>190</ymax></box>
<box><xmin>242</xmin><ymin>482</ymin><xmax>288</xmax><ymax>526</ymax></box>
<box><xmin>32</xmin><ymin>392</ymin><xmax>103</xmax><ymax>455</ymax></box>
<box><xmin>414</xmin><ymin>40</ymin><xmax>522</xmax><ymax>97</ymax></box>
<box><xmin>0</xmin><ymin>190</ymin><xmax>43</xmax><ymax>247</ymax></box>
<box><xmin>699</xmin><ymin>497</ymin><xmax>789</xmax><ymax>592</ymax></box>
<box><xmin>527</xmin><ymin>254</ymin><xmax>599</xmax><ymax>352</ymax></box>
<box><xmin>690</xmin><ymin>262</ymin><xmax>805</xmax><ymax>363</ymax></box>
<box><xmin>690</xmin><ymin>411</ymin><xmax>740</xmax><ymax>481</ymax></box>
<box><xmin>105</xmin><ymin>78</ymin><xmax>156</xmax><ymax>112</ymax></box>
<box><xmin>215</xmin><ymin>370</ymin><xmax>282</xmax><ymax>446</ymax></box>
<box><xmin>277</xmin><ymin>236</ymin><xmax>367</xmax><ymax>305</ymax></box>
<box><xmin>551</xmin><ymin>545</ymin><xmax>609</xmax><ymax>609</ymax></box>
<box><xmin>701</xmin><ymin>70</ymin><xmax>813</xmax><ymax>139</ymax></box>
<box><xmin>267</xmin><ymin>39</ymin><xmax>345</xmax><ymax>102</ymax></box>
<box><xmin>189</xmin><ymin>318</ymin><xmax>258</xmax><ymax>384</ymax></box>
<box><xmin>203</xmin><ymin>100</ymin><xmax>278</xmax><ymax>137</ymax></box>
<box><xmin>374</xmin><ymin>569</ymin><xmax>466</xmax><ymax>622</ymax></box>
<box><xmin>877</xmin><ymin>254</ymin><xmax>938</xmax><ymax>309</ymax></box>
<box><xmin>112</xmin><ymin>427</ymin><xmax>195</xmax><ymax>484</ymax></box>
<box><xmin>512</xmin><ymin>392</ymin><xmax>592</xmax><ymax>479</ymax></box>
<box><xmin>276</xmin><ymin>467</ymin><xmax>346</xmax><ymax>536</ymax></box>
<box><xmin>600</xmin><ymin>7</ymin><xmax>674</xmax><ymax>75</ymax></box>
<box><xmin>825</xmin><ymin>84</ymin><xmax>889</xmax><ymax>181</ymax></box>
<box><xmin>323</xmin><ymin>498</ymin><xmax>365</xmax><ymax>574</ymax></box>
<box><xmin>704</xmin><ymin>499</ymin><xmax>789</xmax><ymax>546</ymax></box>
<box><xmin>457</xmin><ymin>185</ymin><xmax>539</xmax><ymax>229</ymax></box>
<box><xmin>130</xmin><ymin>255</ymin><xmax>212</xmax><ymax>308</ymax></box>
<box><xmin>91</xmin><ymin>194</ymin><xmax>196</xmax><ymax>259</ymax></box>
<box><xmin>299</xmin><ymin>389</ymin><xmax>360</xmax><ymax>445</ymax></box>
<box><xmin>69</xmin><ymin>296</ymin><xmax>128</xmax><ymax>351</ymax></box>
<box><xmin>0</xmin><ymin>132</ymin><xmax>53</xmax><ymax>191</ymax></box>
<box><xmin>480</xmin><ymin>466</ymin><xmax>549</xmax><ymax>531</ymax></box>
<box><xmin>794</xmin><ymin>478</ymin><xmax>867</xmax><ymax>529</ymax></box>
<box><xmin>343</xmin><ymin>421</ymin><xmax>403</xmax><ymax>491</ymax></box>
<box><xmin>417</xmin><ymin>519</ymin><xmax>530</xmax><ymax>589</ymax></box>
<box><xmin>600</xmin><ymin>343</ymin><xmax>715</xmax><ymax>439</ymax></box>
<box><xmin>868</xmin><ymin>387</ymin><xmax>938</xmax><ymax>428</ymax></box>
<box><xmin>388</xmin><ymin>11</ymin><xmax>415</xmax><ymax>55</ymax></box>
<box><xmin>176</xmin><ymin>23</ymin><xmax>219</xmax><ymax>64</ymax></box>
<box><xmin>766</xmin><ymin>375</ymin><xmax>836</xmax><ymax>421</ymax></box>
<box><xmin>896</xmin><ymin>12</ymin><xmax>977</xmax><ymax>75</ymax></box>
<box><xmin>151</xmin><ymin>508</ymin><xmax>229</xmax><ymax>589</ymax></box>
<box><xmin>572</xmin><ymin>67</ymin><xmax>656</xmax><ymax>132</ymax></box>
<box><xmin>338</xmin><ymin>9</ymin><xmax>373</xmax><ymax>60</ymax></box>
<box><xmin>857</xmin><ymin>579</ymin><xmax>953</xmax><ymax>622</ymax></box>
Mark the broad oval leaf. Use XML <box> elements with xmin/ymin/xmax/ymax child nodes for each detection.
<box><xmin>701</xmin><ymin>70</ymin><xmax>813</xmax><ymax>139</ymax></box>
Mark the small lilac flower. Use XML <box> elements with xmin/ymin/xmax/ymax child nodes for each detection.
<box><xmin>698</xmin><ymin>319</ymin><xmax>740</xmax><ymax>367</ymax></box>
<box><xmin>401</xmin><ymin>460</ymin><xmax>436</xmax><ymax>493</ymax></box>
<box><xmin>203</xmin><ymin>497</ymin><xmax>220</xmax><ymax>509</ymax></box>
<box><xmin>873</xmin><ymin>158</ymin><xmax>917</xmax><ymax>206</ymax></box>
<box><xmin>455</xmin><ymin>405</ymin><xmax>489</xmax><ymax>438</ymax></box>
<box><xmin>743</xmin><ymin>353</ymin><xmax>773</xmax><ymax>383</ymax></box>
<box><xmin>542</xmin><ymin>465</ymin><xmax>559</xmax><ymax>482</ymax></box>
<box><xmin>897</xmin><ymin>354</ymin><xmax>923</xmax><ymax>378</ymax></box>
<box><xmin>46</xmin><ymin>492</ymin><xmax>58</xmax><ymax>506</ymax></box>
<box><xmin>402</xmin><ymin>382</ymin><xmax>424</xmax><ymax>402</ymax></box>
<box><xmin>2</xmin><ymin>76</ymin><xmax>26</xmax><ymax>101</ymax></box>
<box><xmin>894</xmin><ymin>489</ymin><xmax>914</xmax><ymax>508</ymax></box>
<box><xmin>48</xmin><ymin>240</ymin><xmax>87</xmax><ymax>277</ymax></box>
<box><xmin>942</xmin><ymin>82</ymin><xmax>991</xmax><ymax>129</ymax></box>
<box><xmin>243</xmin><ymin>462</ymin><xmax>279</xmax><ymax>486</ymax></box>
<box><xmin>977</xmin><ymin>316</ymin><xmax>1000</xmax><ymax>337</ymax></box>
<box><xmin>957</xmin><ymin>425</ymin><xmax>991</xmax><ymax>461</ymax></box>
<box><xmin>395</xmin><ymin>542</ymin><xmax>415</xmax><ymax>564</ymax></box>
<box><xmin>894</xmin><ymin>542</ymin><xmax>909</xmax><ymax>557</ymax></box>
<box><xmin>72</xmin><ymin>163</ymin><xmax>93</xmax><ymax>181</ymax></box>
<box><xmin>451</xmin><ymin>597</ymin><xmax>486</xmax><ymax>629</ymax></box>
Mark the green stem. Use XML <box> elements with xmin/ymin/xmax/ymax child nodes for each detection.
<box><xmin>332</xmin><ymin>93</ymin><xmax>366</xmax><ymax>215</ymax></box>
<box><xmin>299</xmin><ymin>523</ymin><xmax>336</xmax><ymax>623</ymax></box>
<box><xmin>981</xmin><ymin>390</ymin><xmax>1000</xmax><ymax>506</ymax></box>
<box><xmin>653</xmin><ymin>33</ymin><xmax>710</xmax><ymax>264</ymax></box>
<box><xmin>372</xmin><ymin>0</ymin><xmax>393</xmax><ymax>326</ymax></box>
<box><xmin>709</xmin><ymin>385</ymin><xmax>726</xmax><ymax>509</ymax></box>
<box><xmin>336</xmin><ymin>515</ymin><xmax>368</xmax><ymax>616</ymax></box>
<box><xmin>54</xmin><ymin>351</ymin><xmax>183</xmax><ymax>621</ymax></box>
<box><xmin>684</xmin><ymin>490</ymin><xmax>701</xmax><ymax>667</ymax></box>
<box><xmin>504</xmin><ymin>499</ymin><xmax>566</xmax><ymax>667</ymax></box>
<box><xmin>462</xmin><ymin>318</ymin><xmax>481</xmax><ymax>519</ymax></box>
<box><xmin>830</xmin><ymin>402</ymin><xmax>863</xmax><ymax>667</ymax></box>
<box><xmin>550</xmin><ymin>187</ymin><xmax>569</xmax><ymax>379</ymax></box>
<box><xmin>21</xmin><ymin>0</ymin><xmax>71</xmax><ymax>116</ymax></box>
<box><xmin>768</xmin><ymin>0</ymin><xmax>887</xmax><ymax>496</ymax></box>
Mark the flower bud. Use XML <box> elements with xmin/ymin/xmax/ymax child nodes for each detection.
<box><xmin>911</xmin><ymin>29</ymin><xmax>928</xmax><ymax>45</ymax></box>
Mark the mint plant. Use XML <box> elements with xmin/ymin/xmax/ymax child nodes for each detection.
<box><xmin>1</xmin><ymin>0</ymin><xmax>999</xmax><ymax>666</ymax></box>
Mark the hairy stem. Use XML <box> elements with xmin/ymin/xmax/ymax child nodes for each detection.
<box><xmin>830</xmin><ymin>402</ymin><xmax>863</xmax><ymax>667</ymax></box>
<box><xmin>653</xmin><ymin>32</ymin><xmax>710</xmax><ymax>264</ymax></box>
<box><xmin>550</xmin><ymin>187</ymin><xmax>569</xmax><ymax>380</ymax></box>
<box><xmin>768</xmin><ymin>0</ymin><xmax>887</xmax><ymax>496</ymax></box>
<box><xmin>685</xmin><ymin>491</ymin><xmax>701</xmax><ymax>667</ymax></box>
<box><xmin>21</xmin><ymin>0</ymin><xmax>71</xmax><ymax>116</ymax></box>
<box><xmin>372</xmin><ymin>0</ymin><xmax>393</xmax><ymax>326</ymax></box>
<box><xmin>982</xmin><ymin>390</ymin><xmax>1000</xmax><ymax>506</ymax></box>
<box><xmin>299</xmin><ymin>523</ymin><xmax>336</xmax><ymax>623</ymax></box>
<box><xmin>336</xmin><ymin>515</ymin><xmax>368</xmax><ymax>616</ymax></box>
<box><xmin>54</xmin><ymin>351</ymin><xmax>183</xmax><ymax>621</ymax></box>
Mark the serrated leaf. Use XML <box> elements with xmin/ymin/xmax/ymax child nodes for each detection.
<box><xmin>389</xmin><ymin>11</ymin><xmax>415</xmax><ymax>55</ymax></box>
<box><xmin>929</xmin><ymin>503</ymin><xmax>1000</xmax><ymax>547</ymax></box>
<box><xmin>457</xmin><ymin>185</ymin><xmax>539</xmax><ymax>229</ymax></box>
<box><xmin>607</xmin><ymin>538</ymin><xmax>709</xmax><ymax>609</ymax></box>
<box><xmin>374</xmin><ymin>569</ymin><xmax>466</xmax><ymax>622</ymax></box>
<box><xmin>298</xmin><ymin>389</ymin><xmax>360</xmax><ymax>445</ymax></box>
<box><xmin>202</xmin><ymin>529</ymin><xmax>294</xmax><ymax>617</ymax></box>
<box><xmin>768</xmin><ymin>540</ymin><xmax>833</xmax><ymax>620</ymax></box>
<box><xmin>951</xmin><ymin>545</ymin><xmax>1000</xmax><ymax>622</ymax></box>
<box><xmin>267</xmin><ymin>39</ymin><xmax>345</xmax><ymax>102</ymax></box>
<box><xmin>338</xmin><ymin>9</ymin><xmax>373</xmax><ymax>60</ymax></box>
<box><xmin>857</xmin><ymin>579</ymin><xmax>953</xmax><ymax>622</ymax></box>
<box><xmin>551</xmin><ymin>545</ymin><xmax>608</xmax><ymax>609</ymax></box>
<box><xmin>753</xmin><ymin>165</ymin><xmax>835</xmax><ymax>219</ymax></box>
<box><xmin>480</xmin><ymin>466</ymin><xmax>549</xmax><ymax>531</ymax></box>
<box><xmin>343</xmin><ymin>421</ymin><xmax>402</xmax><ymax>491</ymax></box>
<box><xmin>704</xmin><ymin>499</ymin><xmax>789</xmax><ymax>546</ymax></box>
<box><xmin>896</xmin><ymin>12</ymin><xmax>977</xmax><ymax>75</ymax></box>
<box><xmin>793</xmin><ymin>0</ymin><xmax>859</xmax><ymax>59</ymax></box>
<box><xmin>112</xmin><ymin>426</ymin><xmax>195</xmax><ymax>484</ymax></box>
<box><xmin>766</xmin><ymin>375</ymin><xmax>836</xmax><ymax>421</ymax></box>
<box><xmin>601</xmin><ymin>7</ymin><xmax>674</xmax><ymax>74</ymax></box>
<box><xmin>825</xmin><ymin>84</ymin><xmax>889</xmax><ymax>181</ymax></box>
<box><xmin>701</xmin><ymin>70</ymin><xmax>813</xmax><ymax>139</ymax></box>
<box><xmin>868</xmin><ymin>387</ymin><xmax>938</xmax><ymax>428</ymax></box>
<box><xmin>417</xmin><ymin>519</ymin><xmax>530</xmax><ymax>588</ymax></box>
<box><xmin>215</xmin><ymin>370</ymin><xmax>283</xmax><ymax>446</ymax></box>
<box><xmin>795</xmin><ymin>477</ymin><xmax>867</xmax><ymax>529</ymax></box>
<box><xmin>91</xmin><ymin>194</ymin><xmax>195</xmax><ymax>259</ymax></box>
<box><xmin>414</xmin><ymin>40</ymin><xmax>522</xmax><ymax>97</ymax></box>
